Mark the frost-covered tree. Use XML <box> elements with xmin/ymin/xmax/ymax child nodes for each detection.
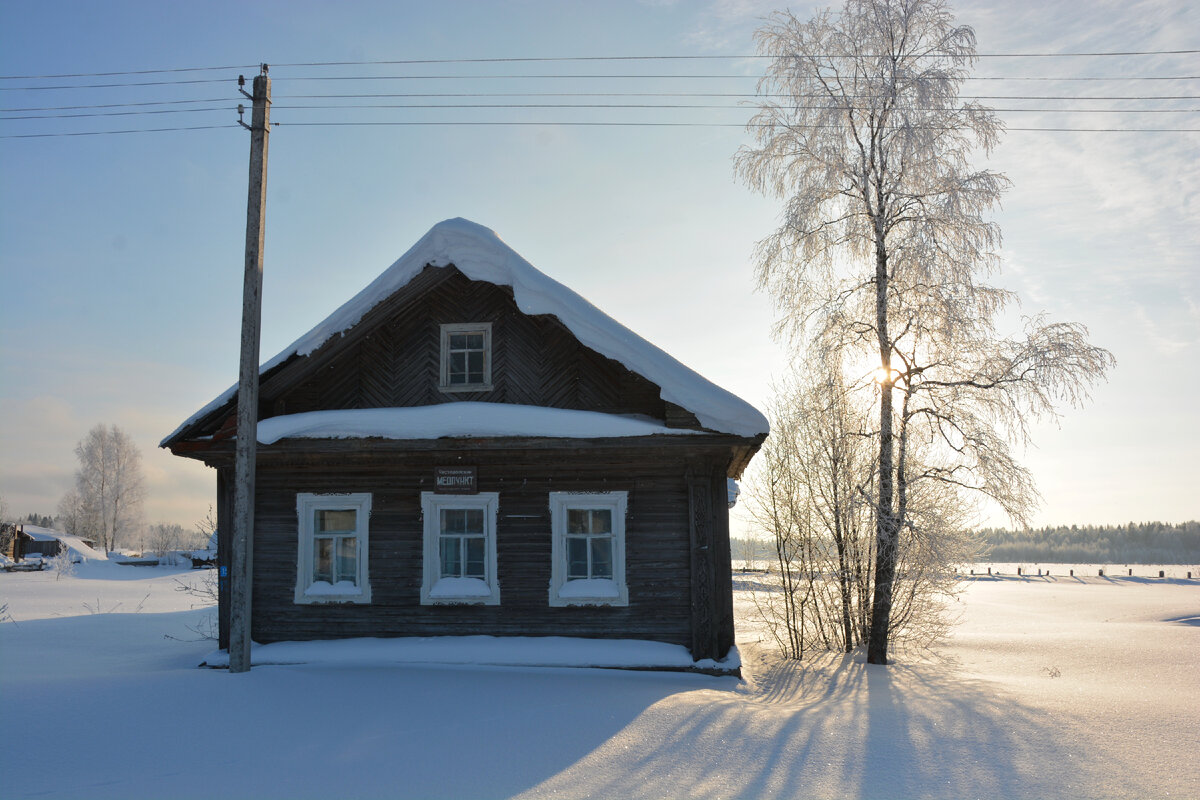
<box><xmin>57</xmin><ymin>487</ymin><xmax>96</xmax><ymax>539</ymax></box>
<box><xmin>736</xmin><ymin>0</ymin><xmax>1113</xmax><ymax>664</ymax></box>
<box><xmin>146</xmin><ymin>522</ymin><xmax>185</xmax><ymax>559</ymax></box>
<box><xmin>68</xmin><ymin>424</ymin><xmax>145</xmax><ymax>553</ymax></box>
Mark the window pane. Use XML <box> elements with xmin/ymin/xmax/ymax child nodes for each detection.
<box><xmin>465</xmin><ymin>333</ymin><xmax>484</xmax><ymax>350</ymax></box>
<box><xmin>590</xmin><ymin>537</ymin><xmax>613</xmax><ymax>579</ymax></box>
<box><xmin>440</xmin><ymin>536</ymin><xmax>462</xmax><ymax>578</ymax></box>
<box><xmin>316</xmin><ymin>509</ymin><xmax>356</xmax><ymax>533</ymax></box>
<box><xmin>336</xmin><ymin>537</ymin><xmax>358</xmax><ymax>585</ymax></box>
<box><xmin>590</xmin><ymin>509</ymin><xmax>612</xmax><ymax>534</ymax></box>
<box><xmin>467</xmin><ymin>351</ymin><xmax>484</xmax><ymax>383</ymax></box>
<box><xmin>449</xmin><ymin>351</ymin><xmax>466</xmax><ymax>382</ymax></box>
<box><xmin>567</xmin><ymin>536</ymin><xmax>588</xmax><ymax>579</ymax></box>
<box><xmin>314</xmin><ymin>537</ymin><xmax>333</xmax><ymax>583</ymax></box>
<box><xmin>567</xmin><ymin>509</ymin><xmax>588</xmax><ymax>534</ymax></box>
<box><xmin>449</xmin><ymin>333</ymin><xmax>468</xmax><ymax>350</ymax></box>
<box><xmin>465</xmin><ymin>536</ymin><xmax>485</xmax><ymax>578</ymax></box>
<box><xmin>441</xmin><ymin>508</ymin><xmax>484</xmax><ymax>535</ymax></box>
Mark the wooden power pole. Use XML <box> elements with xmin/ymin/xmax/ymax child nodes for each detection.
<box><xmin>230</xmin><ymin>65</ymin><xmax>271</xmax><ymax>674</ymax></box>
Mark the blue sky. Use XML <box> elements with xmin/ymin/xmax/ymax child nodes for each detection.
<box><xmin>1</xmin><ymin>0</ymin><xmax>1197</xmax><ymax>531</ymax></box>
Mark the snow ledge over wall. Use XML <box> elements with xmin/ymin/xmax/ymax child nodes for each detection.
<box><xmin>200</xmin><ymin>635</ymin><xmax>740</xmax><ymax>674</ymax></box>
<box><xmin>164</xmin><ymin>218</ymin><xmax>768</xmax><ymax>445</ymax></box>
<box><xmin>256</xmin><ymin>403</ymin><xmax>708</xmax><ymax>444</ymax></box>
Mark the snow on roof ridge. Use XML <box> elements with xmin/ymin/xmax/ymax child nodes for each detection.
<box><xmin>163</xmin><ymin>218</ymin><xmax>767</xmax><ymax>445</ymax></box>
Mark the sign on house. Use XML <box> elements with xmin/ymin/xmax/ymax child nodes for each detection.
<box><xmin>435</xmin><ymin>466</ymin><xmax>477</xmax><ymax>494</ymax></box>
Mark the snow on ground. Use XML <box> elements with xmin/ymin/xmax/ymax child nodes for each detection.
<box><xmin>1</xmin><ymin>565</ymin><xmax>1196</xmax><ymax>799</ymax></box>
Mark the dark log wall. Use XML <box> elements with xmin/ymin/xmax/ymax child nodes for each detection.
<box><xmin>261</xmin><ymin>267</ymin><xmax>698</xmax><ymax>427</ymax></box>
<box><xmin>245</xmin><ymin>444</ymin><xmax>733</xmax><ymax>655</ymax></box>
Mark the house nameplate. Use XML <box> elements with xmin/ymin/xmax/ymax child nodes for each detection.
<box><xmin>435</xmin><ymin>466</ymin><xmax>477</xmax><ymax>494</ymax></box>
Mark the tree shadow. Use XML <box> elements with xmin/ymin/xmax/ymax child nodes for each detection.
<box><xmin>518</xmin><ymin>645</ymin><xmax>1109</xmax><ymax>799</ymax></box>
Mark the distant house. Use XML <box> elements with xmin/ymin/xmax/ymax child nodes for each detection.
<box><xmin>1</xmin><ymin>525</ymin><xmax>101</xmax><ymax>563</ymax></box>
<box><xmin>161</xmin><ymin>219</ymin><xmax>767</xmax><ymax>667</ymax></box>
<box><xmin>19</xmin><ymin>525</ymin><xmax>64</xmax><ymax>558</ymax></box>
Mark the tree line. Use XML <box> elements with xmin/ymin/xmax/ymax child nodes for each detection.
<box><xmin>979</xmin><ymin>522</ymin><xmax>1200</xmax><ymax>564</ymax></box>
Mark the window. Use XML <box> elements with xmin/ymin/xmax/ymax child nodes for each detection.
<box><xmin>549</xmin><ymin>492</ymin><xmax>628</xmax><ymax>606</ymax></box>
<box><xmin>295</xmin><ymin>493</ymin><xmax>372</xmax><ymax>604</ymax></box>
<box><xmin>421</xmin><ymin>492</ymin><xmax>500</xmax><ymax>605</ymax></box>
<box><xmin>439</xmin><ymin>322</ymin><xmax>493</xmax><ymax>392</ymax></box>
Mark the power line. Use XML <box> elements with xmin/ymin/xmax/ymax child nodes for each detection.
<box><xmin>6</xmin><ymin>102</ymin><xmax>1198</xmax><ymax>121</ymax></box>
<box><xmin>7</xmin><ymin>92</ymin><xmax>1199</xmax><ymax>112</ymax></box>
<box><xmin>271</xmin><ymin>73</ymin><xmax>1200</xmax><ymax>82</ymax></box>
<box><xmin>2</xmin><ymin>50</ymin><xmax>1194</xmax><ymax>80</ymax></box>
<box><xmin>6</xmin><ymin>118</ymin><xmax>1195</xmax><ymax>138</ymax></box>
<box><xmin>276</xmin><ymin>91</ymin><xmax>1200</xmax><ymax>100</ymax></box>
<box><xmin>0</xmin><ymin>124</ymin><xmax>238</xmax><ymax>138</ymax></box>
<box><xmin>269</xmin><ymin>50</ymin><xmax>1200</xmax><ymax>67</ymax></box>
<box><xmin>277</xmin><ymin>121</ymin><xmax>1200</xmax><ymax>132</ymax></box>
<box><xmin>2</xmin><ymin>106</ymin><xmax>230</xmax><ymax>120</ymax></box>
<box><xmin>0</xmin><ymin>65</ymin><xmax>258</xmax><ymax>80</ymax></box>
<box><xmin>4</xmin><ymin>72</ymin><xmax>1197</xmax><ymax>92</ymax></box>
<box><xmin>0</xmin><ymin>98</ymin><xmax>228</xmax><ymax>112</ymax></box>
<box><xmin>0</xmin><ymin>78</ymin><xmax>234</xmax><ymax>91</ymax></box>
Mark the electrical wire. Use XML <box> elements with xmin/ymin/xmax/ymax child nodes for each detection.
<box><xmin>273</xmin><ymin>121</ymin><xmax>1198</xmax><ymax>132</ymax></box>
<box><xmin>0</xmin><ymin>124</ymin><xmax>238</xmax><ymax>138</ymax></box>
<box><xmin>270</xmin><ymin>50</ymin><xmax>1200</xmax><ymax>67</ymax></box>
<box><xmin>4</xmin><ymin>51</ymin><xmax>1197</xmax><ymax>136</ymax></box>
<box><xmin>2</xmin><ymin>50</ymin><xmax>1194</xmax><ymax>80</ymax></box>
<box><xmin>6</xmin><ymin>119</ymin><xmax>1195</xmax><ymax>137</ymax></box>
<box><xmin>269</xmin><ymin>73</ymin><xmax>1200</xmax><ymax>82</ymax></box>
<box><xmin>7</xmin><ymin>92</ymin><xmax>1199</xmax><ymax>112</ymax></box>
<box><xmin>3</xmin><ymin>72</ymin><xmax>1197</xmax><ymax>92</ymax></box>
<box><xmin>6</xmin><ymin>102</ymin><xmax>1198</xmax><ymax>120</ymax></box>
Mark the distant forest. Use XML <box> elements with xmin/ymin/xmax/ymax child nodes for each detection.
<box><xmin>980</xmin><ymin>521</ymin><xmax>1200</xmax><ymax>564</ymax></box>
<box><xmin>734</xmin><ymin>521</ymin><xmax>1200</xmax><ymax>567</ymax></box>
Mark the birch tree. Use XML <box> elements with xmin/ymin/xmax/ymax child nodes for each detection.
<box><xmin>736</xmin><ymin>0</ymin><xmax>1113</xmax><ymax>664</ymax></box>
<box><xmin>69</xmin><ymin>423</ymin><xmax>145</xmax><ymax>553</ymax></box>
<box><xmin>745</xmin><ymin>358</ymin><xmax>979</xmax><ymax>659</ymax></box>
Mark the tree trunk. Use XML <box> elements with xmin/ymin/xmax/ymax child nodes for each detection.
<box><xmin>867</xmin><ymin>234</ymin><xmax>896</xmax><ymax>665</ymax></box>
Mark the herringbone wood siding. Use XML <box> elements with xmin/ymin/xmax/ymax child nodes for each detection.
<box><xmin>259</xmin><ymin>268</ymin><xmax>676</xmax><ymax>424</ymax></box>
<box><xmin>264</xmin><ymin>267</ymin><xmax>674</xmax><ymax>422</ymax></box>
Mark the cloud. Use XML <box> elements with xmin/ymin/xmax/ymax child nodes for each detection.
<box><xmin>683</xmin><ymin>0</ymin><xmax>782</xmax><ymax>51</ymax></box>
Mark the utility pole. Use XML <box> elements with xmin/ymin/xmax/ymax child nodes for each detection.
<box><xmin>230</xmin><ymin>65</ymin><xmax>271</xmax><ymax>674</ymax></box>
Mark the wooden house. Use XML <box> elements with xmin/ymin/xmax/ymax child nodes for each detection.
<box><xmin>161</xmin><ymin>219</ymin><xmax>767</xmax><ymax>667</ymax></box>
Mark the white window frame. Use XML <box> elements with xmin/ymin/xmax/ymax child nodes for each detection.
<box><xmin>549</xmin><ymin>491</ymin><xmax>628</xmax><ymax>607</ymax></box>
<box><xmin>294</xmin><ymin>492</ymin><xmax>372</xmax><ymax>604</ymax></box>
<box><xmin>421</xmin><ymin>491</ymin><xmax>500</xmax><ymax>605</ymax></box>
<box><xmin>438</xmin><ymin>322</ymin><xmax>493</xmax><ymax>393</ymax></box>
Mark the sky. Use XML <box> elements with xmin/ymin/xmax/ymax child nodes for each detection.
<box><xmin>1</xmin><ymin>0</ymin><xmax>1197</xmax><ymax>533</ymax></box>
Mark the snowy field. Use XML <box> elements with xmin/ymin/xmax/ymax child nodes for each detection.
<box><xmin>1</xmin><ymin>563</ymin><xmax>1196</xmax><ymax>799</ymax></box>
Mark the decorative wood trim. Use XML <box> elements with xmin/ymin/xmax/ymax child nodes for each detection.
<box><xmin>688</xmin><ymin>472</ymin><xmax>717</xmax><ymax>660</ymax></box>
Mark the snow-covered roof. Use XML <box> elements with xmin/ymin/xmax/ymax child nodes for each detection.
<box><xmin>19</xmin><ymin>526</ymin><xmax>106</xmax><ymax>560</ymax></box>
<box><xmin>258</xmin><ymin>403</ymin><xmax>710</xmax><ymax>444</ymax></box>
<box><xmin>164</xmin><ymin>218</ymin><xmax>767</xmax><ymax>445</ymax></box>
<box><xmin>22</xmin><ymin>525</ymin><xmax>61</xmax><ymax>542</ymax></box>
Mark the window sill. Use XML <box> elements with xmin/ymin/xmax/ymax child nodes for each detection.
<box><xmin>295</xmin><ymin>582</ymin><xmax>372</xmax><ymax>604</ymax></box>
<box><xmin>422</xmin><ymin>577</ymin><xmax>500</xmax><ymax>605</ymax></box>
<box><xmin>438</xmin><ymin>383</ymin><xmax>494</xmax><ymax>394</ymax></box>
<box><xmin>550</xmin><ymin>579</ymin><xmax>628</xmax><ymax>607</ymax></box>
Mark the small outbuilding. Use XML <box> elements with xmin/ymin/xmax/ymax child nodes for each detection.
<box><xmin>161</xmin><ymin>219</ymin><xmax>767</xmax><ymax>667</ymax></box>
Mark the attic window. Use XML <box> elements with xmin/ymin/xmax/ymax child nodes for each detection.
<box><xmin>439</xmin><ymin>322</ymin><xmax>493</xmax><ymax>393</ymax></box>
